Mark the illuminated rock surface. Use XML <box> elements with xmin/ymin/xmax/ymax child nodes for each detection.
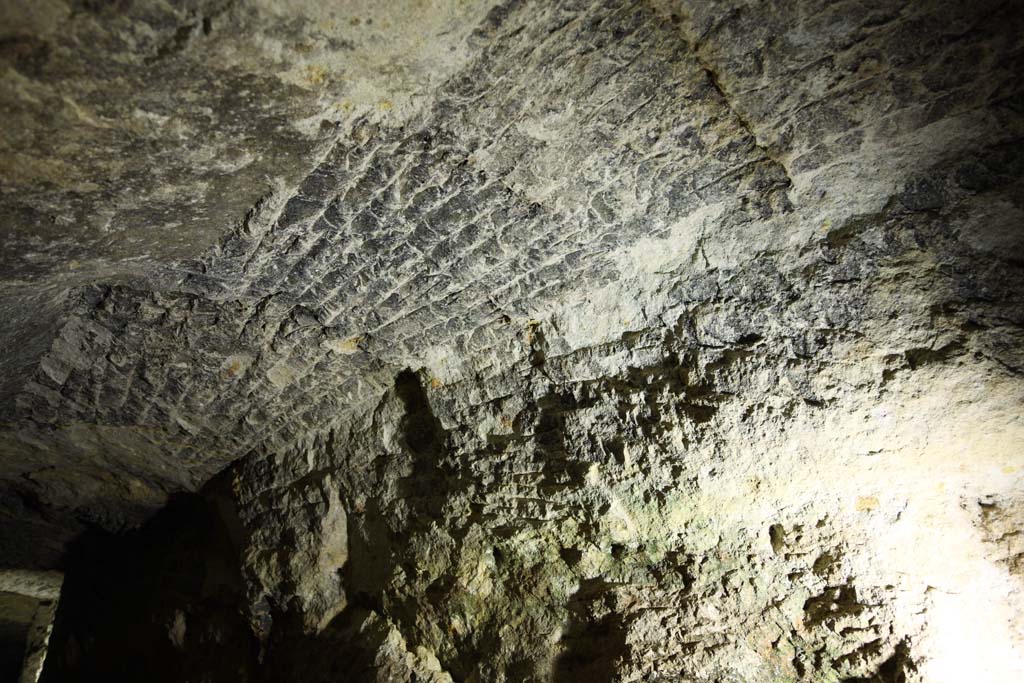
<box><xmin>0</xmin><ymin>0</ymin><xmax>1021</xmax><ymax>681</ymax></box>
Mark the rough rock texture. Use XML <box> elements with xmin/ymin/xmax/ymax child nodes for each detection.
<box><xmin>0</xmin><ymin>0</ymin><xmax>496</xmax><ymax>565</ymax></box>
<box><xmin>1</xmin><ymin>0</ymin><xmax>1023</xmax><ymax>681</ymax></box>
<box><xmin>0</xmin><ymin>570</ymin><xmax>62</xmax><ymax>683</ymax></box>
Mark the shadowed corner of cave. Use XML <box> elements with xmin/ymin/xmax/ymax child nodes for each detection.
<box><xmin>840</xmin><ymin>640</ymin><xmax>918</xmax><ymax>683</ymax></box>
<box><xmin>395</xmin><ymin>368</ymin><xmax>451</xmax><ymax>517</ymax></box>
<box><xmin>551</xmin><ymin>578</ymin><xmax>629</xmax><ymax>683</ymax></box>
<box><xmin>395</xmin><ymin>368</ymin><xmax>446</xmax><ymax>460</ymax></box>
<box><xmin>37</xmin><ymin>477</ymin><xmax>260</xmax><ymax>683</ymax></box>
<box><xmin>0</xmin><ymin>592</ymin><xmax>36</xmax><ymax>681</ymax></box>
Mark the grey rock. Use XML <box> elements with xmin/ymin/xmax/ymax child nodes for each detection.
<box><xmin>1</xmin><ymin>0</ymin><xmax>1022</xmax><ymax>681</ymax></box>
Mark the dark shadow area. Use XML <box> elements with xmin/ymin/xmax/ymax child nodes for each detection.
<box><xmin>394</xmin><ymin>368</ymin><xmax>452</xmax><ymax>522</ymax></box>
<box><xmin>40</xmin><ymin>482</ymin><xmax>258</xmax><ymax>683</ymax></box>
<box><xmin>552</xmin><ymin>578</ymin><xmax>628</xmax><ymax>682</ymax></box>
<box><xmin>256</xmin><ymin>605</ymin><xmax>415</xmax><ymax>683</ymax></box>
<box><xmin>0</xmin><ymin>591</ymin><xmax>35</xmax><ymax>681</ymax></box>
<box><xmin>842</xmin><ymin>640</ymin><xmax>918</xmax><ymax>683</ymax></box>
<box><xmin>395</xmin><ymin>368</ymin><xmax>445</xmax><ymax>457</ymax></box>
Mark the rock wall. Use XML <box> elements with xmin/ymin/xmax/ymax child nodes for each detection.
<box><xmin>2</xmin><ymin>0</ymin><xmax>1022</xmax><ymax>680</ymax></box>
<box><xmin>217</xmin><ymin>183</ymin><xmax>1023</xmax><ymax>681</ymax></box>
<box><xmin>0</xmin><ymin>0</ymin><xmax>496</xmax><ymax>567</ymax></box>
<box><xmin>45</xmin><ymin>159</ymin><xmax>1024</xmax><ymax>678</ymax></box>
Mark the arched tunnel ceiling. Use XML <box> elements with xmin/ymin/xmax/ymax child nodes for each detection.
<box><xmin>1</xmin><ymin>0</ymin><xmax>1023</xmax><ymax>570</ymax></box>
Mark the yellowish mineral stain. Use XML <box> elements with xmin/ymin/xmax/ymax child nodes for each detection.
<box><xmin>304</xmin><ymin>65</ymin><xmax>329</xmax><ymax>87</ymax></box>
<box><xmin>525</xmin><ymin>320</ymin><xmax>541</xmax><ymax>344</ymax></box>
<box><xmin>324</xmin><ymin>336</ymin><xmax>363</xmax><ymax>354</ymax></box>
<box><xmin>221</xmin><ymin>354</ymin><xmax>253</xmax><ymax>379</ymax></box>
<box><xmin>856</xmin><ymin>495</ymin><xmax>879</xmax><ymax>512</ymax></box>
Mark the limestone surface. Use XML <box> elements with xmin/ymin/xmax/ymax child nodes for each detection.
<box><xmin>0</xmin><ymin>1</ymin><xmax>1021</xmax><ymax>681</ymax></box>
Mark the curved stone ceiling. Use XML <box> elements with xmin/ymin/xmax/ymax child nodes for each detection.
<box><xmin>1</xmin><ymin>0</ymin><xmax>1022</xmax><ymax>578</ymax></box>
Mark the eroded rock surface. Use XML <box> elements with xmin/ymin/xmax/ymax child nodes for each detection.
<box><xmin>1</xmin><ymin>0</ymin><xmax>1022</xmax><ymax>681</ymax></box>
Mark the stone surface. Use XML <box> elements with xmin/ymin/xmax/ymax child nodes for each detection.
<box><xmin>0</xmin><ymin>0</ymin><xmax>499</xmax><ymax>565</ymax></box>
<box><xmin>0</xmin><ymin>570</ymin><xmax>62</xmax><ymax>683</ymax></box>
<box><xmin>0</xmin><ymin>0</ymin><xmax>1022</xmax><ymax>681</ymax></box>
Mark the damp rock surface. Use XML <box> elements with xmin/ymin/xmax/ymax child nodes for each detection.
<box><xmin>0</xmin><ymin>0</ymin><xmax>1022</xmax><ymax>681</ymax></box>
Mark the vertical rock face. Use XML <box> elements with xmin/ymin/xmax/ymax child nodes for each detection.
<box><xmin>0</xmin><ymin>570</ymin><xmax>62</xmax><ymax>683</ymax></box>
<box><xmin>0</xmin><ymin>0</ymin><xmax>1022</xmax><ymax>681</ymax></box>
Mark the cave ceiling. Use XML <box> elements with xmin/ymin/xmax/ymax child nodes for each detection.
<box><xmin>0</xmin><ymin>0</ymin><xmax>1022</xmax><ymax>573</ymax></box>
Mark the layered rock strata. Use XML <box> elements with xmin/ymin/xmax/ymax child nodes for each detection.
<box><xmin>0</xmin><ymin>0</ymin><xmax>1020</xmax><ymax>681</ymax></box>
